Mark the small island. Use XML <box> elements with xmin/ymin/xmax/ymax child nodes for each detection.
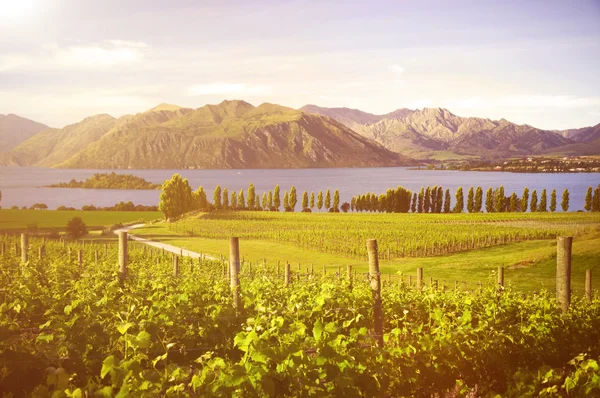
<box><xmin>46</xmin><ymin>172</ymin><xmax>161</xmax><ymax>190</ymax></box>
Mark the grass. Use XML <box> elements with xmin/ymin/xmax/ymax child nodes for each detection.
<box><xmin>133</xmin><ymin>212</ymin><xmax>600</xmax><ymax>294</ymax></box>
<box><xmin>0</xmin><ymin>209</ymin><xmax>163</xmax><ymax>231</ymax></box>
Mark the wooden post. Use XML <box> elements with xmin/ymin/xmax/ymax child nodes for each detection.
<box><xmin>497</xmin><ymin>266</ymin><xmax>505</xmax><ymax>288</ymax></box>
<box><xmin>173</xmin><ymin>255</ymin><xmax>179</xmax><ymax>276</ymax></box>
<box><xmin>417</xmin><ymin>268</ymin><xmax>423</xmax><ymax>290</ymax></box>
<box><xmin>323</xmin><ymin>264</ymin><xmax>327</xmax><ymax>276</ymax></box>
<box><xmin>585</xmin><ymin>269</ymin><xmax>592</xmax><ymax>304</ymax></box>
<box><xmin>311</xmin><ymin>263</ymin><xmax>314</xmax><ymax>275</ymax></box>
<box><xmin>367</xmin><ymin>239</ymin><xmax>383</xmax><ymax>348</ymax></box>
<box><xmin>95</xmin><ymin>250</ymin><xmax>98</xmax><ymax>263</ymax></box>
<box><xmin>118</xmin><ymin>231</ymin><xmax>128</xmax><ymax>277</ymax></box>
<box><xmin>0</xmin><ymin>242</ymin><xmax>5</xmax><ymax>255</ymax></box>
<box><xmin>230</xmin><ymin>238</ymin><xmax>241</xmax><ymax>310</ymax></box>
<box><xmin>277</xmin><ymin>261</ymin><xmax>280</xmax><ymax>277</ymax></box>
<box><xmin>104</xmin><ymin>243</ymin><xmax>108</xmax><ymax>256</ymax></box>
<box><xmin>38</xmin><ymin>246</ymin><xmax>44</xmax><ymax>259</ymax></box>
<box><xmin>556</xmin><ymin>236</ymin><xmax>572</xmax><ymax>313</ymax></box>
<box><xmin>77</xmin><ymin>249</ymin><xmax>83</xmax><ymax>266</ymax></box>
<box><xmin>285</xmin><ymin>262</ymin><xmax>291</xmax><ymax>286</ymax></box>
<box><xmin>347</xmin><ymin>264</ymin><xmax>353</xmax><ymax>290</ymax></box>
<box><xmin>409</xmin><ymin>275</ymin><xmax>412</xmax><ymax>286</ymax></box>
<box><xmin>20</xmin><ymin>233</ymin><xmax>28</xmax><ymax>263</ymax></box>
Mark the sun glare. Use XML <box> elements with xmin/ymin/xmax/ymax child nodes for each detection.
<box><xmin>0</xmin><ymin>0</ymin><xmax>37</xmax><ymax>20</ymax></box>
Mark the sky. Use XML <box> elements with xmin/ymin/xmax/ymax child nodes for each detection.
<box><xmin>0</xmin><ymin>0</ymin><xmax>599</xmax><ymax>130</ymax></box>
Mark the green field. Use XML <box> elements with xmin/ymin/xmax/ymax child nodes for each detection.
<box><xmin>134</xmin><ymin>211</ymin><xmax>600</xmax><ymax>293</ymax></box>
<box><xmin>0</xmin><ymin>209</ymin><xmax>162</xmax><ymax>231</ymax></box>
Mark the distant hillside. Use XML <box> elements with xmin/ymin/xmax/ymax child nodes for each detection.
<box><xmin>301</xmin><ymin>105</ymin><xmax>593</xmax><ymax>159</ymax></box>
<box><xmin>0</xmin><ymin>114</ymin><xmax>48</xmax><ymax>152</ymax></box>
<box><xmin>59</xmin><ymin>101</ymin><xmax>412</xmax><ymax>169</ymax></box>
<box><xmin>557</xmin><ymin>123</ymin><xmax>600</xmax><ymax>143</ymax></box>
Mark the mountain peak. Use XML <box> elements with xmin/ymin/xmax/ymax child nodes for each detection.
<box><xmin>148</xmin><ymin>103</ymin><xmax>183</xmax><ymax>112</ymax></box>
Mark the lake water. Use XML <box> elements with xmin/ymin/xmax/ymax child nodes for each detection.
<box><xmin>0</xmin><ymin>167</ymin><xmax>598</xmax><ymax>211</ymax></box>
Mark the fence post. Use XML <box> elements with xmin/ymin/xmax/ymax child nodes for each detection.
<box><xmin>20</xmin><ymin>233</ymin><xmax>28</xmax><ymax>263</ymax></box>
<box><xmin>323</xmin><ymin>264</ymin><xmax>327</xmax><ymax>276</ymax></box>
<box><xmin>497</xmin><ymin>266</ymin><xmax>505</xmax><ymax>289</ymax></box>
<box><xmin>556</xmin><ymin>236</ymin><xmax>572</xmax><ymax>313</ymax></box>
<box><xmin>95</xmin><ymin>250</ymin><xmax>98</xmax><ymax>263</ymax></box>
<box><xmin>585</xmin><ymin>269</ymin><xmax>592</xmax><ymax>304</ymax></box>
<box><xmin>367</xmin><ymin>239</ymin><xmax>384</xmax><ymax>348</ymax></box>
<box><xmin>118</xmin><ymin>231</ymin><xmax>128</xmax><ymax>278</ymax></box>
<box><xmin>284</xmin><ymin>262</ymin><xmax>291</xmax><ymax>286</ymax></box>
<box><xmin>78</xmin><ymin>249</ymin><xmax>83</xmax><ymax>266</ymax></box>
<box><xmin>230</xmin><ymin>237</ymin><xmax>241</xmax><ymax>310</ymax></box>
<box><xmin>38</xmin><ymin>246</ymin><xmax>44</xmax><ymax>259</ymax></box>
<box><xmin>347</xmin><ymin>264</ymin><xmax>353</xmax><ymax>290</ymax></box>
<box><xmin>417</xmin><ymin>268</ymin><xmax>423</xmax><ymax>290</ymax></box>
<box><xmin>0</xmin><ymin>242</ymin><xmax>5</xmax><ymax>255</ymax></box>
<box><xmin>104</xmin><ymin>243</ymin><xmax>108</xmax><ymax>256</ymax></box>
<box><xmin>173</xmin><ymin>255</ymin><xmax>179</xmax><ymax>276</ymax></box>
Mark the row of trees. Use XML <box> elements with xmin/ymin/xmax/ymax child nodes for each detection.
<box><xmin>158</xmin><ymin>174</ymin><xmax>344</xmax><ymax>219</ymax></box>
<box><xmin>584</xmin><ymin>185</ymin><xmax>600</xmax><ymax>212</ymax></box>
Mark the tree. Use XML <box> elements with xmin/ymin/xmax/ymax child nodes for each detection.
<box><xmin>302</xmin><ymin>191</ymin><xmax>309</xmax><ymax>209</ymax></box>
<box><xmin>467</xmin><ymin>187</ymin><xmax>475</xmax><ymax>213</ymax></box>
<box><xmin>521</xmin><ymin>188</ymin><xmax>529</xmax><ymax>213</ymax></box>
<box><xmin>238</xmin><ymin>189</ymin><xmax>246</xmax><ymax>209</ymax></box>
<box><xmin>223</xmin><ymin>188</ymin><xmax>229</xmax><ymax>209</ymax></box>
<box><xmin>530</xmin><ymin>190</ymin><xmax>538</xmax><ymax>212</ymax></box>
<box><xmin>538</xmin><ymin>189</ymin><xmax>547</xmax><ymax>212</ymax></box>
<box><xmin>509</xmin><ymin>193</ymin><xmax>518</xmax><ymax>212</ymax></box>
<box><xmin>495</xmin><ymin>186</ymin><xmax>505</xmax><ymax>213</ymax></box>
<box><xmin>485</xmin><ymin>187</ymin><xmax>494</xmax><ymax>213</ymax></box>
<box><xmin>256</xmin><ymin>194</ymin><xmax>261</xmax><ymax>210</ymax></box>
<box><xmin>310</xmin><ymin>192</ymin><xmax>315</xmax><ymax>209</ymax></box>
<box><xmin>159</xmin><ymin>174</ymin><xmax>194</xmax><ymax>220</ymax></box>
<box><xmin>443</xmin><ymin>189</ymin><xmax>451</xmax><ymax>213</ymax></box>
<box><xmin>66</xmin><ymin>217</ymin><xmax>88</xmax><ymax>239</ymax></box>
<box><xmin>231</xmin><ymin>191</ymin><xmax>238</xmax><ymax>209</ymax></box>
<box><xmin>262</xmin><ymin>192</ymin><xmax>268</xmax><ymax>210</ymax></box>
<box><xmin>325</xmin><ymin>189</ymin><xmax>331</xmax><ymax>210</ymax></box>
<box><xmin>194</xmin><ymin>187</ymin><xmax>208</xmax><ymax>211</ymax></box>
<box><xmin>594</xmin><ymin>186</ymin><xmax>600</xmax><ymax>212</ymax></box>
<box><xmin>411</xmin><ymin>193</ymin><xmax>417</xmax><ymax>213</ymax></box>
<box><xmin>213</xmin><ymin>185</ymin><xmax>222</xmax><ymax>210</ymax></box>
<box><xmin>431</xmin><ymin>186</ymin><xmax>437</xmax><ymax>213</ymax></box>
<box><xmin>341</xmin><ymin>202</ymin><xmax>350</xmax><ymax>213</ymax></box>
<box><xmin>436</xmin><ymin>187</ymin><xmax>443</xmax><ymax>213</ymax></box>
<box><xmin>550</xmin><ymin>189</ymin><xmax>557</xmax><ymax>212</ymax></box>
<box><xmin>584</xmin><ymin>186</ymin><xmax>593</xmax><ymax>211</ymax></box>
<box><xmin>289</xmin><ymin>186</ymin><xmax>297</xmax><ymax>212</ymax></box>
<box><xmin>248</xmin><ymin>183</ymin><xmax>255</xmax><ymax>210</ymax></box>
<box><xmin>453</xmin><ymin>187</ymin><xmax>464</xmax><ymax>213</ymax></box>
<box><xmin>317</xmin><ymin>191</ymin><xmax>323</xmax><ymax>210</ymax></box>
<box><xmin>283</xmin><ymin>191</ymin><xmax>289</xmax><ymax>211</ymax></box>
<box><xmin>274</xmin><ymin>185</ymin><xmax>281</xmax><ymax>211</ymax></box>
<box><xmin>333</xmin><ymin>189</ymin><xmax>340</xmax><ymax>210</ymax></box>
<box><xmin>424</xmin><ymin>187</ymin><xmax>431</xmax><ymax>213</ymax></box>
<box><xmin>561</xmin><ymin>189</ymin><xmax>569</xmax><ymax>212</ymax></box>
<box><xmin>474</xmin><ymin>187</ymin><xmax>483</xmax><ymax>212</ymax></box>
<box><xmin>418</xmin><ymin>188</ymin><xmax>424</xmax><ymax>213</ymax></box>
<box><xmin>267</xmin><ymin>190</ymin><xmax>273</xmax><ymax>210</ymax></box>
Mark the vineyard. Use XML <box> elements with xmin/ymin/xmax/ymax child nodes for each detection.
<box><xmin>1</xmin><ymin>235</ymin><xmax>599</xmax><ymax>397</ymax></box>
<box><xmin>164</xmin><ymin>212</ymin><xmax>600</xmax><ymax>260</ymax></box>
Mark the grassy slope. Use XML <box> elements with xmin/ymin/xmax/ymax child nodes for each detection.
<box><xmin>0</xmin><ymin>209</ymin><xmax>162</xmax><ymax>230</ymax></box>
<box><xmin>134</xmin><ymin>213</ymin><xmax>600</xmax><ymax>294</ymax></box>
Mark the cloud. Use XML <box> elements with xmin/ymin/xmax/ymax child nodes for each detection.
<box><xmin>389</xmin><ymin>64</ymin><xmax>404</xmax><ymax>74</ymax></box>
<box><xmin>0</xmin><ymin>40</ymin><xmax>148</xmax><ymax>71</ymax></box>
<box><xmin>451</xmin><ymin>95</ymin><xmax>600</xmax><ymax>110</ymax></box>
<box><xmin>187</xmin><ymin>83</ymin><xmax>273</xmax><ymax>96</ymax></box>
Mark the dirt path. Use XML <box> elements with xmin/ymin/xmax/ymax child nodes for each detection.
<box><xmin>113</xmin><ymin>224</ymin><xmax>217</xmax><ymax>260</ymax></box>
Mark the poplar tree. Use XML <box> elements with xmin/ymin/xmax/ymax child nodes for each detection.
<box><xmin>283</xmin><ymin>191</ymin><xmax>289</xmax><ymax>210</ymax></box>
<box><xmin>495</xmin><ymin>186</ymin><xmax>505</xmax><ymax>213</ymax></box>
<box><xmin>158</xmin><ymin>174</ymin><xmax>194</xmax><ymax>220</ymax></box>
<box><xmin>443</xmin><ymin>189</ymin><xmax>451</xmax><ymax>213</ymax></box>
<box><xmin>302</xmin><ymin>191</ymin><xmax>308</xmax><ymax>209</ymax></box>
<box><xmin>333</xmin><ymin>189</ymin><xmax>340</xmax><ymax>210</ymax></box>
<box><xmin>453</xmin><ymin>187</ymin><xmax>464</xmax><ymax>213</ymax></box>
<box><xmin>474</xmin><ymin>186</ymin><xmax>483</xmax><ymax>212</ymax></box>
<box><xmin>430</xmin><ymin>186</ymin><xmax>437</xmax><ymax>213</ymax></box>
<box><xmin>509</xmin><ymin>193</ymin><xmax>518</xmax><ymax>212</ymax></box>
<box><xmin>593</xmin><ymin>186</ymin><xmax>600</xmax><ymax>212</ymax></box>
<box><xmin>561</xmin><ymin>189</ymin><xmax>569</xmax><ymax>212</ymax></box>
<box><xmin>317</xmin><ymin>191</ymin><xmax>323</xmax><ymax>210</ymax></box>
<box><xmin>424</xmin><ymin>187</ymin><xmax>431</xmax><ymax>213</ymax></box>
<box><xmin>467</xmin><ymin>186</ymin><xmax>475</xmax><ymax>213</ymax></box>
<box><xmin>411</xmin><ymin>193</ymin><xmax>417</xmax><ymax>213</ymax></box>
<box><xmin>256</xmin><ymin>194</ymin><xmax>261</xmax><ymax>210</ymax></box>
<box><xmin>485</xmin><ymin>187</ymin><xmax>494</xmax><ymax>213</ymax></box>
<box><xmin>194</xmin><ymin>186</ymin><xmax>208</xmax><ymax>211</ymax></box>
<box><xmin>274</xmin><ymin>185</ymin><xmax>281</xmax><ymax>211</ymax></box>
<box><xmin>538</xmin><ymin>189</ymin><xmax>547</xmax><ymax>212</ymax></box>
<box><xmin>238</xmin><ymin>189</ymin><xmax>246</xmax><ymax>209</ymax></box>
<box><xmin>550</xmin><ymin>189</ymin><xmax>557</xmax><ymax>212</ymax></box>
<box><xmin>584</xmin><ymin>186</ymin><xmax>592</xmax><ymax>211</ymax></box>
<box><xmin>436</xmin><ymin>186</ymin><xmax>443</xmax><ymax>213</ymax></box>
<box><xmin>521</xmin><ymin>187</ymin><xmax>529</xmax><ymax>212</ymax></box>
<box><xmin>248</xmin><ymin>183</ymin><xmax>255</xmax><ymax>209</ymax></box>
<box><xmin>267</xmin><ymin>190</ymin><xmax>273</xmax><ymax>210</ymax></box>
<box><xmin>418</xmin><ymin>188</ymin><xmax>424</xmax><ymax>213</ymax></box>
<box><xmin>213</xmin><ymin>185</ymin><xmax>222</xmax><ymax>210</ymax></box>
<box><xmin>310</xmin><ymin>192</ymin><xmax>315</xmax><ymax>209</ymax></box>
<box><xmin>289</xmin><ymin>186</ymin><xmax>297</xmax><ymax>212</ymax></box>
<box><xmin>325</xmin><ymin>189</ymin><xmax>331</xmax><ymax>210</ymax></box>
<box><xmin>530</xmin><ymin>190</ymin><xmax>538</xmax><ymax>212</ymax></box>
<box><xmin>223</xmin><ymin>188</ymin><xmax>229</xmax><ymax>209</ymax></box>
<box><xmin>231</xmin><ymin>191</ymin><xmax>237</xmax><ymax>209</ymax></box>
<box><xmin>262</xmin><ymin>192</ymin><xmax>268</xmax><ymax>210</ymax></box>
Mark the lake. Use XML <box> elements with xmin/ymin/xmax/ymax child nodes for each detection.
<box><xmin>0</xmin><ymin>167</ymin><xmax>598</xmax><ymax>211</ymax></box>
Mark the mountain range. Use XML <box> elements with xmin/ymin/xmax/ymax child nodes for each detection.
<box><xmin>0</xmin><ymin>101</ymin><xmax>410</xmax><ymax>169</ymax></box>
<box><xmin>0</xmin><ymin>101</ymin><xmax>598</xmax><ymax>169</ymax></box>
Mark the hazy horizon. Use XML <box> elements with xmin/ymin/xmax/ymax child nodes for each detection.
<box><xmin>1</xmin><ymin>0</ymin><xmax>599</xmax><ymax>130</ymax></box>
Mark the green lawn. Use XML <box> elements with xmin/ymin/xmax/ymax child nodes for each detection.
<box><xmin>0</xmin><ymin>209</ymin><xmax>162</xmax><ymax>231</ymax></box>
